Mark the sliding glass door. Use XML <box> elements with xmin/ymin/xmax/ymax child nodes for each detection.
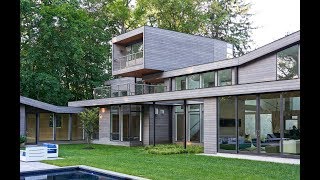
<box><xmin>237</xmin><ymin>95</ymin><xmax>258</xmax><ymax>153</ymax></box>
<box><xmin>218</xmin><ymin>91</ymin><xmax>300</xmax><ymax>157</ymax></box>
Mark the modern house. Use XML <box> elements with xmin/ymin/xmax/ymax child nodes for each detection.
<box><xmin>20</xmin><ymin>96</ymin><xmax>85</xmax><ymax>144</ymax></box>
<box><xmin>66</xmin><ymin>26</ymin><xmax>299</xmax><ymax>158</ymax></box>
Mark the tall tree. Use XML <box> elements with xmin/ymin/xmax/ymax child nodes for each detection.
<box><xmin>202</xmin><ymin>0</ymin><xmax>254</xmax><ymax>57</ymax></box>
<box><xmin>134</xmin><ymin>0</ymin><xmax>255</xmax><ymax>56</ymax></box>
<box><xmin>20</xmin><ymin>0</ymin><xmax>111</xmax><ymax>105</ymax></box>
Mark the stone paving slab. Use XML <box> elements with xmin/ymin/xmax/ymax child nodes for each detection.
<box><xmin>198</xmin><ymin>153</ymin><xmax>300</xmax><ymax>165</ymax></box>
<box><xmin>20</xmin><ymin>161</ymin><xmax>60</xmax><ymax>172</ymax></box>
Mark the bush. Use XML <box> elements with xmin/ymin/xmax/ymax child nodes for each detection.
<box><xmin>145</xmin><ymin>144</ymin><xmax>203</xmax><ymax>155</ymax></box>
<box><xmin>20</xmin><ymin>135</ymin><xmax>27</xmax><ymax>144</ymax></box>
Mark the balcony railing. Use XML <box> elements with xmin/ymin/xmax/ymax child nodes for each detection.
<box><xmin>113</xmin><ymin>51</ymin><xmax>143</xmax><ymax>71</ymax></box>
<box><xmin>93</xmin><ymin>83</ymin><xmax>167</xmax><ymax>99</ymax></box>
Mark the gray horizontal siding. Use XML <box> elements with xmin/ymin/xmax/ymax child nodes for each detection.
<box><xmin>69</xmin><ymin>79</ymin><xmax>300</xmax><ymax>107</ymax></box>
<box><xmin>142</xmin><ymin>31</ymin><xmax>300</xmax><ymax>80</ymax></box>
<box><xmin>144</xmin><ymin>26</ymin><xmax>228</xmax><ymax>71</ymax></box>
<box><xmin>238</xmin><ymin>54</ymin><xmax>277</xmax><ymax>84</ymax></box>
<box><xmin>203</xmin><ymin>97</ymin><xmax>217</xmax><ymax>154</ymax></box>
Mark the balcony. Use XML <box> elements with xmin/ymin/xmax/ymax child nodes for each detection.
<box><xmin>93</xmin><ymin>83</ymin><xmax>167</xmax><ymax>99</ymax></box>
<box><xmin>113</xmin><ymin>51</ymin><xmax>143</xmax><ymax>71</ymax></box>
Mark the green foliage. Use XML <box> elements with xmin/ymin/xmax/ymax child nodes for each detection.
<box><xmin>135</xmin><ymin>0</ymin><xmax>254</xmax><ymax>56</ymax></box>
<box><xmin>20</xmin><ymin>0</ymin><xmax>111</xmax><ymax>105</ymax></box>
<box><xmin>20</xmin><ymin>135</ymin><xmax>27</xmax><ymax>144</ymax></box>
<box><xmin>43</xmin><ymin>144</ymin><xmax>300</xmax><ymax>180</ymax></box>
<box><xmin>79</xmin><ymin>108</ymin><xmax>99</xmax><ymax>147</ymax></box>
<box><xmin>145</xmin><ymin>144</ymin><xmax>203</xmax><ymax>155</ymax></box>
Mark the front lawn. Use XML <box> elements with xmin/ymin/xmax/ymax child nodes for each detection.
<box><xmin>43</xmin><ymin>144</ymin><xmax>299</xmax><ymax>180</ymax></box>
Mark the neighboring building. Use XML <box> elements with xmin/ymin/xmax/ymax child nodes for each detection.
<box><xmin>20</xmin><ymin>96</ymin><xmax>85</xmax><ymax>144</ymax></box>
<box><xmin>68</xmin><ymin>26</ymin><xmax>300</xmax><ymax>158</ymax></box>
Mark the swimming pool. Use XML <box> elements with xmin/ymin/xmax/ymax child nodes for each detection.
<box><xmin>20</xmin><ymin>166</ymin><xmax>133</xmax><ymax>180</ymax></box>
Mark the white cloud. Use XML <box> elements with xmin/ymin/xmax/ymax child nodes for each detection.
<box><xmin>247</xmin><ymin>0</ymin><xmax>300</xmax><ymax>50</ymax></box>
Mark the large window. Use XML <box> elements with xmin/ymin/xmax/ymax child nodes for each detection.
<box><xmin>218</xmin><ymin>69</ymin><xmax>232</xmax><ymax>86</ymax></box>
<box><xmin>260</xmin><ymin>93</ymin><xmax>281</xmax><ymax>155</ymax></box>
<box><xmin>218</xmin><ymin>96</ymin><xmax>236</xmax><ymax>152</ymax></box>
<box><xmin>111</xmin><ymin>105</ymin><xmax>142</xmax><ymax>142</ymax></box>
<box><xmin>55</xmin><ymin>114</ymin><xmax>69</xmax><ymax>140</ymax></box>
<box><xmin>125</xmin><ymin>41</ymin><xmax>143</xmax><ymax>61</ymax></box>
<box><xmin>238</xmin><ymin>95</ymin><xmax>257</xmax><ymax>153</ymax></box>
<box><xmin>175</xmin><ymin>106</ymin><xmax>185</xmax><ymax>141</ymax></box>
<box><xmin>202</xmin><ymin>71</ymin><xmax>215</xmax><ymax>88</ymax></box>
<box><xmin>283</xmin><ymin>91</ymin><xmax>300</xmax><ymax>155</ymax></box>
<box><xmin>26</xmin><ymin>114</ymin><xmax>37</xmax><ymax>144</ymax></box>
<box><xmin>189</xmin><ymin>105</ymin><xmax>201</xmax><ymax>142</ymax></box>
<box><xmin>175</xmin><ymin>76</ymin><xmax>186</xmax><ymax>90</ymax></box>
<box><xmin>111</xmin><ymin>106</ymin><xmax>120</xmax><ymax>141</ymax></box>
<box><xmin>277</xmin><ymin>45</ymin><xmax>299</xmax><ymax>80</ymax></box>
<box><xmin>188</xmin><ymin>74</ymin><xmax>200</xmax><ymax>90</ymax></box>
<box><xmin>218</xmin><ymin>91</ymin><xmax>300</xmax><ymax>157</ymax></box>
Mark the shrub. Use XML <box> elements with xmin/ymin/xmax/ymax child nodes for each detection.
<box><xmin>20</xmin><ymin>135</ymin><xmax>27</xmax><ymax>144</ymax></box>
<box><xmin>145</xmin><ymin>144</ymin><xmax>203</xmax><ymax>155</ymax></box>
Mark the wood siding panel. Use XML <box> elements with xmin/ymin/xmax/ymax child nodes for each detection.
<box><xmin>238</xmin><ymin>54</ymin><xmax>277</xmax><ymax>84</ymax></box>
<box><xmin>144</xmin><ymin>26</ymin><xmax>228</xmax><ymax>71</ymax></box>
<box><xmin>20</xmin><ymin>105</ymin><xmax>26</xmax><ymax>135</ymax></box>
<box><xmin>69</xmin><ymin>79</ymin><xmax>300</xmax><ymax>107</ymax></box>
<box><xmin>142</xmin><ymin>31</ymin><xmax>299</xmax><ymax>80</ymax></box>
<box><xmin>149</xmin><ymin>105</ymin><xmax>170</xmax><ymax>144</ymax></box>
<box><xmin>99</xmin><ymin>107</ymin><xmax>110</xmax><ymax>140</ymax></box>
<box><xmin>204</xmin><ymin>98</ymin><xmax>217</xmax><ymax>154</ymax></box>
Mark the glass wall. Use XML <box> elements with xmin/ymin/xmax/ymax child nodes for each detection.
<box><xmin>175</xmin><ymin>106</ymin><xmax>185</xmax><ymax>141</ymax></box>
<box><xmin>26</xmin><ymin>114</ymin><xmax>37</xmax><ymax>144</ymax></box>
<box><xmin>202</xmin><ymin>71</ymin><xmax>215</xmax><ymax>88</ymax></box>
<box><xmin>72</xmin><ymin>114</ymin><xmax>83</xmax><ymax>140</ymax></box>
<box><xmin>39</xmin><ymin>113</ymin><xmax>54</xmax><ymax>141</ymax></box>
<box><xmin>55</xmin><ymin>114</ymin><xmax>69</xmax><ymax>140</ymax></box>
<box><xmin>111</xmin><ymin>106</ymin><xmax>120</xmax><ymax>140</ymax></box>
<box><xmin>218</xmin><ymin>69</ymin><xmax>232</xmax><ymax>86</ymax></box>
<box><xmin>175</xmin><ymin>76</ymin><xmax>186</xmax><ymax>90</ymax></box>
<box><xmin>187</xmin><ymin>74</ymin><xmax>200</xmax><ymax>89</ymax></box>
<box><xmin>260</xmin><ymin>93</ymin><xmax>281</xmax><ymax>155</ymax></box>
<box><xmin>189</xmin><ymin>105</ymin><xmax>201</xmax><ymax>142</ymax></box>
<box><xmin>277</xmin><ymin>45</ymin><xmax>299</xmax><ymax>80</ymax></box>
<box><xmin>111</xmin><ymin>105</ymin><xmax>142</xmax><ymax>142</ymax></box>
<box><xmin>218</xmin><ymin>91</ymin><xmax>300</xmax><ymax>157</ymax></box>
<box><xmin>218</xmin><ymin>96</ymin><xmax>236</xmax><ymax>152</ymax></box>
<box><xmin>238</xmin><ymin>95</ymin><xmax>257</xmax><ymax>153</ymax></box>
<box><xmin>283</xmin><ymin>91</ymin><xmax>300</xmax><ymax>155</ymax></box>
<box><xmin>121</xmin><ymin>105</ymin><xmax>130</xmax><ymax>141</ymax></box>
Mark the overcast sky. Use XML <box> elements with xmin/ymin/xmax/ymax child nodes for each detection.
<box><xmin>248</xmin><ymin>0</ymin><xmax>300</xmax><ymax>50</ymax></box>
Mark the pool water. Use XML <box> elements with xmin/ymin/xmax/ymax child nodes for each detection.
<box><xmin>20</xmin><ymin>167</ymin><xmax>131</xmax><ymax>180</ymax></box>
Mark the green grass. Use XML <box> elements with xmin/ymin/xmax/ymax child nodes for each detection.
<box><xmin>145</xmin><ymin>144</ymin><xmax>203</xmax><ymax>155</ymax></box>
<box><xmin>43</xmin><ymin>144</ymin><xmax>299</xmax><ymax>180</ymax></box>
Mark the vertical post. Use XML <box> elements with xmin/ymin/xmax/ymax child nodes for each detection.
<box><xmin>153</xmin><ymin>102</ymin><xmax>156</xmax><ymax>146</ymax></box>
<box><xmin>184</xmin><ymin>100</ymin><xmax>187</xmax><ymax>149</ymax></box>
<box><xmin>68</xmin><ymin>114</ymin><xmax>72</xmax><ymax>141</ymax></box>
<box><xmin>235</xmin><ymin>96</ymin><xmax>238</xmax><ymax>153</ymax></box>
<box><xmin>280</xmin><ymin>93</ymin><xmax>284</xmax><ymax>155</ymax></box>
<box><xmin>256</xmin><ymin>95</ymin><xmax>261</xmax><ymax>153</ymax></box>
<box><xmin>36</xmin><ymin>113</ymin><xmax>39</xmax><ymax>144</ymax></box>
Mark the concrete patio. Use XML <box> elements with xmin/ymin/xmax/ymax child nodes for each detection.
<box><xmin>198</xmin><ymin>153</ymin><xmax>300</xmax><ymax>165</ymax></box>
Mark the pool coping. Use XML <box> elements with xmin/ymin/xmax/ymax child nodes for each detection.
<box><xmin>20</xmin><ymin>165</ymin><xmax>150</xmax><ymax>180</ymax></box>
